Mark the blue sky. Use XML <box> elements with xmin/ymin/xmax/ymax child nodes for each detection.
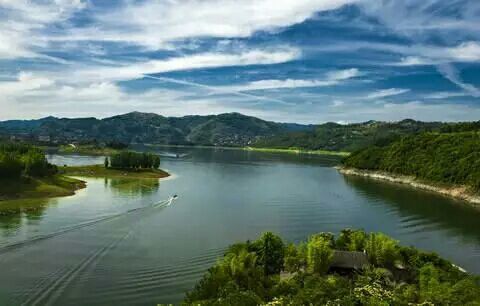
<box><xmin>0</xmin><ymin>0</ymin><xmax>479</xmax><ymax>123</ymax></box>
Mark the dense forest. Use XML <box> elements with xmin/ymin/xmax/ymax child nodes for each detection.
<box><xmin>184</xmin><ymin>229</ymin><xmax>479</xmax><ymax>305</ymax></box>
<box><xmin>0</xmin><ymin>143</ymin><xmax>57</xmax><ymax>179</ymax></box>
<box><xmin>107</xmin><ymin>151</ymin><xmax>160</xmax><ymax>170</ymax></box>
<box><xmin>343</xmin><ymin>132</ymin><xmax>480</xmax><ymax>191</ymax></box>
<box><xmin>254</xmin><ymin>119</ymin><xmax>446</xmax><ymax>152</ymax></box>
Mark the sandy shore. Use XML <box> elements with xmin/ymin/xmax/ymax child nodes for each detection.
<box><xmin>338</xmin><ymin>167</ymin><xmax>480</xmax><ymax>208</ymax></box>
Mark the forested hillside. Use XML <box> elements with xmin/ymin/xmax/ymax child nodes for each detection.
<box><xmin>343</xmin><ymin>132</ymin><xmax>480</xmax><ymax>191</ymax></box>
<box><xmin>0</xmin><ymin>112</ymin><xmax>310</xmax><ymax>147</ymax></box>
<box><xmin>254</xmin><ymin>119</ymin><xmax>446</xmax><ymax>152</ymax></box>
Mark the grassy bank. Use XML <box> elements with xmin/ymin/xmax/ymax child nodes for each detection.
<box><xmin>60</xmin><ymin>164</ymin><xmax>170</xmax><ymax>179</ymax></box>
<box><xmin>58</xmin><ymin>145</ymin><xmax>123</xmax><ymax>156</ymax></box>
<box><xmin>245</xmin><ymin>146</ymin><xmax>350</xmax><ymax>156</ymax></box>
<box><xmin>0</xmin><ymin>175</ymin><xmax>86</xmax><ymax>201</ymax></box>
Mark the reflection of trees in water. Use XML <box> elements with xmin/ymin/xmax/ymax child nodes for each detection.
<box><xmin>342</xmin><ymin>174</ymin><xmax>480</xmax><ymax>244</ymax></box>
<box><xmin>0</xmin><ymin>198</ymin><xmax>53</xmax><ymax>237</ymax></box>
<box><xmin>106</xmin><ymin>178</ymin><xmax>160</xmax><ymax>196</ymax></box>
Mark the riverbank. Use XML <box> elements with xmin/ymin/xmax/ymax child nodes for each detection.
<box><xmin>141</xmin><ymin>143</ymin><xmax>350</xmax><ymax>156</ymax></box>
<box><xmin>0</xmin><ymin>175</ymin><xmax>86</xmax><ymax>201</ymax></box>
<box><xmin>338</xmin><ymin>167</ymin><xmax>480</xmax><ymax>207</ymax></box>
<box><xmin>244</xmin><ymin>146</ymin><xmax>350</xmax><ymax>156</ymax></box>
<box><xmin>60</xmin><ymin>165</ymin><xmax>170</xmax><ymax>179</ymax></box>
<box><xmin>58</xmin><ymin>145</ymin><xmax>123</xmax><ymax>156</ymax></box>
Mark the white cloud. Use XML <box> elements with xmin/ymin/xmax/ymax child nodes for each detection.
<box><xmin>424</xmin><ymin>92</ymin><xmax>467</xmax><ymax>100</ymax></box>
<box><xmin>55</xmin><ymin>0</ymin><xmax>356</xmax><ymax>50</ymax></box>
<box><xmin>366</xmin><ymin>88</ymin><xmax>410</xmax><ymax>99</ymax></box>
<box><xmin>0</xmin><ymin>0</ymin><xmax>86</xmax><ymax>59</ymax></box>
<box><xmin>74</xmin><ymin>48</ymin><xmax>301</xmax><ymax>83</ymax></box>
<box><xmin>358</xmin><ymin>0</ymin><xmax>480</xmax><ymax>39</ymax></box>
<box><xmin>437</xmin><ymin>64</ymin><xmax>480</xmax><ymax>98</ymax></box>
<box><xmin>0</xmin><ymin>72</ymin><xmax>54</xmax><ymax>94</ymax></box>
<box><xmin>447</xmin><ymin>42</ymin><xmax>480</xmax><ymax>62</ymax></box>
<box><xmin>218</xmin><ymin>68</ymin><xmax>359</xmax><ymax>92</ymax></box>
<box><xmin>332</xmin><ymin>100</ymin><xmax>345</xmax><ymax>107</ymax></box>
<box><xmin>395</xmin><ymin>56</ymin><xmax>430</xmax><ymax>66</ymax></box>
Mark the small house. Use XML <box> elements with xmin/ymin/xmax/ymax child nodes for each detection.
<box><xmin>329</xmin><ymin>250</ymin><xmax>369</xmax><ymax>274</ymax></box>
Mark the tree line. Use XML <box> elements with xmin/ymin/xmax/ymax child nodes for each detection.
<box><xmin>184</xmin><ymin>229</ymin><xmax>480</xmax><ymax>305</ymax></box>
<box><xmin>106</xmin><ymin>151</ymin><xmax>160</xmax><ymax>170</ymax></box>
<box><xmin>343</xmin><ymin>131</ymin><xmax>480</xmax><ymax>191</ymax></box>
<box><xmin>0</xmin><ymin>143</ymin><xmax>57</xmax><ymax>179</ymax></box>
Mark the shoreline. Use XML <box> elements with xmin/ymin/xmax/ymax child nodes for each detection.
<box><xmin>139</xmin><ymin>143</ymin><xmax>350</xmax><ymax>156</ymax></box>
<box><xmin>0</xmin><ymin>175</ymin><xmax>86</xmax><ymax>203</ymax></box>
<box><xmin>60</xmin><ymin>165</ymin><xmax>170</xmax><ymax>179</ymax></box>
<box><xmin>338</xmin><ymin>167</ymin><xmax>480</xmax><ymax>207</ymax></box>
<box><xmin>244</xmin><ymin>146</ymin><xmax>350</xmax><ymax>156</ymax></box>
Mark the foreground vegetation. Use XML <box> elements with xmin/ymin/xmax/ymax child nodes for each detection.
<box><xmin>184</xmin><ymin>229</ymin><xmax>479</xmax><ymax>305</ymax></box>
<box><xmin>0</xmin><ymin>143</ymin><xmax>85</xmax><ymax>201</ymax></box>
<box><xmin>343</xmin><ymin>132</ymin><xmax>480</xmax><ymax>192</ymax></box>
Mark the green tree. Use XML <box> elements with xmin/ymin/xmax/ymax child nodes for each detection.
<box><xmin>284</xmin><ymin>243</ymin><xmax>303</xmax><ymax>273</ymax></box>
<box><xmin>252</xmin><ymin>232</ymin><xmax>285</xmax><ymax>276</ymax></box>
<box><xmin>306</xmin><ymin>235</ymin><xmax>333</xmax><ymax>275</ymax></box>
<box><xmin>365</xmin><ymin>233</ymin><xmax>400</xmax><ymax>267</ymax></box>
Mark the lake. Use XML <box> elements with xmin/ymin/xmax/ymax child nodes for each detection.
<box><xmin>0</xmin><ymin>147</ymin><xmax>479</xmax><ymax>305</ymax></box>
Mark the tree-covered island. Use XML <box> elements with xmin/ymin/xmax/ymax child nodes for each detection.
<box><xmin>61</xmin><ymin>151</ymin><xmax>169</xmax><ymax>179</ymax></box>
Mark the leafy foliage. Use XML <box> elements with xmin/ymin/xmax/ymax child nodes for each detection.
<box><xmin>108</xmin><ymin>151</ymin><xmax>160</xmax><ymax>170</ymax></box>
<box><xmin>0</xmin><ymin>142</ymin><xmax>57</xmax><ymax>178</ymax></box>
<box><xmin>343</xmin><ymin>132</ymin><xmax>480</xmax><ymax>191</ymax></box>
<box><xmin>183</xmin><ymin>229</ymin><xmax>480</xmax><ymax>305</ymax></box>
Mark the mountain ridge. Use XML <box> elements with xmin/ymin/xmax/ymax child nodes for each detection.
<box><xmin>1</xmin><ymin>112</ymin><xmax>478</xmax><ymax>151</ymax></box>
<box><xmin>0</xmin><ymin>112</ymin><xmax>314</xmax><ymax>147</ymax></box>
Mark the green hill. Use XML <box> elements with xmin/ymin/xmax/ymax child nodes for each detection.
<box><xmin>0</xmin><ymin>112</ymin><xmax>311</xmax><ymax>147</ymax></box>
<box><xmin>254</xmin><ymin>119</ymin><xmax>446</xmax><ymax>152</ymax></box>
<box><xmin>343</xmin><ymin>132</ymin><xmax>480</xmax><ymax>191</ymax></box>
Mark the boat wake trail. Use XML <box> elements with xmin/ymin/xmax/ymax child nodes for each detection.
<box><xmin>20</xmin><ymin>230</ymin><xmax>133</xmax><ymax>306</ymax></box>
<box><xmin>0</xmin><ymin>195</ymin><xmax>178</xmax><ymax>255</ymax></box>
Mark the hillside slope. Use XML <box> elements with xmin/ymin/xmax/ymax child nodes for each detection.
<box><xmin>254</xmin><ymin>119</ymin><xmax>447</xmax><ymax>152</ymax></box>
<box><xmin>342</xmin><ymin>132</ymin><xmax>480</xmax><ymax>191</ymax></box>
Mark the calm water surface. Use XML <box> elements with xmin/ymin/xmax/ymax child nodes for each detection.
<box><xmin>0</xmin><ymin>148</ymin><xmax>479</xmax><ymax>305</ymax></box>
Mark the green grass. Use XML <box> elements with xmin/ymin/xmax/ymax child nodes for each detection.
<box><xmin>244</xmin><ymin>146</ymin><xmax>350</xmax><ymax>157</ymax></box>
<box><xmin>60</xmin><ymin>164</ymin><xmax>170</xmax><ymax>179</ymax></box>
<box><xmin>58</xmin><ymin>145</ymin><xmax>123</xmax><ymax>156</ymax></box>
<box><xmin>0</xmin><ymin>175</ymin><xmax>86</xmax><ymax>201</ymax></box>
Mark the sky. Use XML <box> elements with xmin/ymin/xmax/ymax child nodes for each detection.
<box><xmin>0</xmin><ymin>0</ymin><xmax>480</xmax><ymax>123</ymax></box>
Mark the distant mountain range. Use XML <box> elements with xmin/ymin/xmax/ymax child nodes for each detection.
<box><xmin>1</xmin><ymin>112</ymin><xmax>478</xmax><ymax>151</ymax></box>
<box><xmin>0</xmin><ymin>112</ymin><xmax>313</xmax><ymax>147</ymax></box>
